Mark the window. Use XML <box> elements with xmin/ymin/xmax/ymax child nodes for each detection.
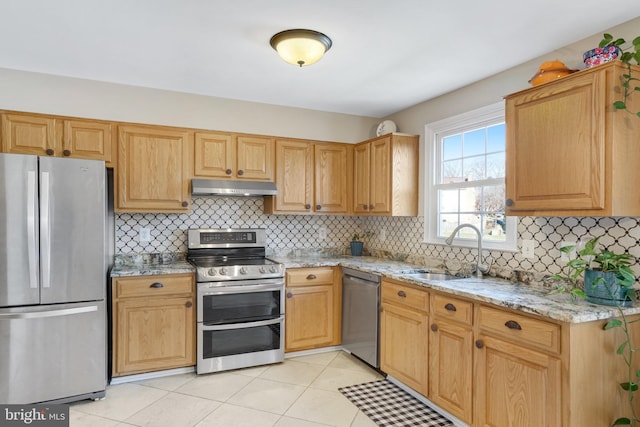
<box><xmin>425</xmin><ymin>102</ymin><xmax>517</xmax><ymax>251</ymax></box>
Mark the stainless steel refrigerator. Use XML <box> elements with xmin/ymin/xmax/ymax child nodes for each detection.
<box><xmin>0</xmin><ymin>153</ymin><xmax>107</xmax><ymax>404</ymax></box>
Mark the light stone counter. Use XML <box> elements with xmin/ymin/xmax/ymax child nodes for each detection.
<box><xmin>272</xmin><ymin>255</ymin><xmax>640</xmax><ymax>324</ymax></box>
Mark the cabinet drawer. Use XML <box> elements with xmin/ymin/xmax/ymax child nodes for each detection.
<box><xmin>432</xmin><ymin>294</ymin><xmax>473</xmax><ymax>325</ymax></box>
<box><xmin>477</xmin><ymin>306</ymin><xmax>560</xmax><ymax>354</ymax></box>
<box><xmin>381</xmin><ymin>280</ymin><xmax>429</xmax><ymax>312</ymax></box>
<box><xmin>114</xmin><ymin>274</ymin><xmax>194</xmax><ymax>299</ymax></box>
<box><xmin>286</xmin><ymin>268</ymin><xmax>335</xmax><ymax>286</ymax></box>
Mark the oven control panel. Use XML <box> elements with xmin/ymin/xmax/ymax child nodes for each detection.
<box><xmin>188</xmin><ymin>228</ymin><xmax>266</xmax><ymax>249</ymax></box>
<box><xmin>196</xmin><ymin>262</ymin><xmax>284</xmax><ymax>282</ymax></box>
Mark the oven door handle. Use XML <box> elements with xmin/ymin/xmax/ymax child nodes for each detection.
<box><xmin>201</xmin><ymin>316</ymin><xmax>283</xmax><ymax>331</ymax></box>
<box><xmin>199</xmin><ymin>283</ymin><xmax>284</xmax><ymax>296</ymax></box>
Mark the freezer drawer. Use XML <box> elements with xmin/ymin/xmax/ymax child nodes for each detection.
<box><xmin>0</xmin><ymin>300</ymin><xmax>107</xmax><ymax>404</ymax></box>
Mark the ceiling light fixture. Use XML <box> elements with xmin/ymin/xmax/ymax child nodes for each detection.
<box><xmin>269</xmin><ymin>29</ymin><xmax>332</xmax><ymax>67</ymax></box>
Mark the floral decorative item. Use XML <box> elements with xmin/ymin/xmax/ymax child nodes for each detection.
<box><xmin>583</xmin><ymin>45</ymin><xmax>621</xmax><ymax>68</ymax></box>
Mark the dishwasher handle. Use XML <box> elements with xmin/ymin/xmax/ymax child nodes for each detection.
<box><xmin>343</xmin><ymin>274</ymin><xmax>380</xmax><ymax>288</ymax></box>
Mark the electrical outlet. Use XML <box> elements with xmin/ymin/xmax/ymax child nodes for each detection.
<box><xmin>318</xmin><ymin>227</ymin><xmax>327</xmax><ymax>240</ymax></box>
<box><xmin>139</xmin><ymin>227</ymin><xmax>151</xmax><ymax>243</ymax></box>
<box><xmin>379</xmin><ymin>228</ymin><xmax>386</xmax><ymax>242</ymax></box>
<box><xmin>521</xmin><ymin>239</ymin><xmax>535</xmax><ymax>259</ymax></box>
<box><xmin>560</xmin><ymin>240</ymin><xmax>577</xmax><ymax>262</ymax></box>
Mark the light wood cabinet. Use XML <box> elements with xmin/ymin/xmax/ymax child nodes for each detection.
<box><xmin>353</xmin><ymin>133</ymin><xmax>418</xmax><ymax>216</ymax></box>
<box><xmin>285</xmin><ymin>267</ymin><xmax>342</xmax><ymax>351</ymax></box>
<box><xmin>194</xmin><ymin>132</ymin><xmax>274</xmax><ymax>181</ymax></box>
<box><xmin>505</xmin><ymin>61</ymin><xmax>640</xmax><ymax>216</ymax></box>
<box><xmin>1</xmin><ymin>111</ymin><xmax>115</xmax><ymax>166</ymax></box>
<box><xmin>428</xmin><ymin>294</ymin><xmax>473</xmax><ymax>424</ymax></box>
<box><xmin>116</xmin><ymin>124</ymin><xmax>192</xmax><ymax>212</ymax></box>
<box><xmin>112</xmin><ymin>274</ymin><xmax>195</xmax><ymax>377</ymax></box>
<box><xmin>264</xmin><ymin>140</ymin><xmax>351</xmax><ymax>214</ymax></box>
<box><xmin>380</xmin><ymin>279</ymin><xmax>429</xmax><ymax>395</ymax></box>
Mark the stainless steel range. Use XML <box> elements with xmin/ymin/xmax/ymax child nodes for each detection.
<box><xmin>187</xmin><ymin>228</ymin><xmax>285</xmax><ymax>374</ymax></box>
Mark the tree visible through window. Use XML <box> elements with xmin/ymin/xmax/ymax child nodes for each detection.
<box><xmin>425</xmin><ymin>103</ymin><xmax>516</xmax><ymax>251</ymax></box>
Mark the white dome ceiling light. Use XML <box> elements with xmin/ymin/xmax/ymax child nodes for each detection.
<box><xmin>270</xmin><ymin>29</ymin><xmax>332</xmax><ymax>67</ymax></box>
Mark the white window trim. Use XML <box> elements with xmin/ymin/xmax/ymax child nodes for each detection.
<box><xmin>423</xmin><ymin>102</ymin><xmax>518</xmax><ymax>252</ymax></box>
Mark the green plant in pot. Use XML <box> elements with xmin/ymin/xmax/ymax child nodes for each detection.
<box><xmin>591</xmin><ymin>33</ymin><xmax>640</xmax><ymax>118</ymax></box>
<box><xmin>350</xmin><ymin>231</ymin><xmax>373</xmax><ymax>256</ymax></box>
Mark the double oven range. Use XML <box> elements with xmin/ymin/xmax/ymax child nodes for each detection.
<box><xmin>187</xmin><ymin>228</ymin><xmax>285</xmax><ymax>374</ymax></box>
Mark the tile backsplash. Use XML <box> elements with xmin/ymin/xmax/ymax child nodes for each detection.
<box><xmin>115</xmin><ymin>197</ymin><xmax>640</xmax><ymax>279</ymax></box>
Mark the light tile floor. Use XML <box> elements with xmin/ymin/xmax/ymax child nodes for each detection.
<box><xmin>70</xmin><ymin>351</ymin><xmax>384</xmax><ymax>427</ymax></box>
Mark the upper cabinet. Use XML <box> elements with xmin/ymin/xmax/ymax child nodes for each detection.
<box><xmin>1</xmin><ymin>112</ymin><xmax>115</xmax><ymax>167</ymax></box>
<box><xmin>353</xmin><ymin>133</ymin><xmax>419</xmax><ymax>216</ymax></box>
<box><xmin>116</xmin><ymin>125</ymin><xmax>192</xmax><ymax>213</ymax></box>
<box><xmin>505</xmin><ymin>61</ymin><xmax>640</xmax><ymax>216</ymax></box>
<box><xmin>194</xmin><ymin>132</ymin><xmax>274</xmax><ymax>181</ymax></box>
<box><xmin>264</xmin><ymin>140</ymin><xmax>351</xmax><ymax>214</ymax></box>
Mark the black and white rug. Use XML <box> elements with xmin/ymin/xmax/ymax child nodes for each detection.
<box><xmin>339</xmin><ymin>379</ymin><xmax>453</xmax><ymax>427</ymax></box>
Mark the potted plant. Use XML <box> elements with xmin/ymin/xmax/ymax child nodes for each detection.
<box><xmin>350</xmin><ymin>231</ymin><xmax>373</xmax><ymax>256</ymax></box>
<box><xmin>586</xmin><ymin>33</ymin><xmax>640</xmax><ymax>118</ymax></box>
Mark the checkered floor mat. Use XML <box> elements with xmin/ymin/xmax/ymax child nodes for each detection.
<box><xmin>339</xmin><ymin>379</ymin><xmax>453</xmax><ymax>427</ymax></box>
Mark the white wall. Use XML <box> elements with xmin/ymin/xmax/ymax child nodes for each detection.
<box><xmin>0</xmin><ymin>68</ymin><xmax>379</xmax><ymax>143</ymax></box>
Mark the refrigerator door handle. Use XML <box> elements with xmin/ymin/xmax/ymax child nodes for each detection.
<box><xmin>40</xmin><ymin>171</ymin><xmax>51</xmax><ymax>288</ymax></box>
<box><xmin>0</xmin><ymin>305</ymin><xmax>98</xmax><ymax>319</ymax></box>
<box><xmin>27</xmin><ymin>170</ymin><xmax>38</xmax><ymax>289</ymax></box>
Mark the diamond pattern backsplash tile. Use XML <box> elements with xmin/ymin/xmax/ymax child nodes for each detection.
<box><xmin>115</xmin><ymin>197</ymin><xmax>640</xmax><ymax>279</ymax></box>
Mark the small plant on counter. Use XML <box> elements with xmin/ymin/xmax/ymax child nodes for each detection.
<box><xmin>552</xmin><ymin>237</ymin><xmax>639</xmax><ymax>426</ymax></box>
<box><xmin>598</xmin><ymin>33</ymin><xmax>640</xmax><ymax>119</ymax></box>
<box><xmin>351</xmin><ymin>231</ymin><xmax>374</xmax><ymax>242</ymax></box>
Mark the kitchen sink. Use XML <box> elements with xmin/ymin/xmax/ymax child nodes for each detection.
<box><xmin>404</xmin><ymin>272</ymin><xmax>464</xmax><ymax>281</ymax></box>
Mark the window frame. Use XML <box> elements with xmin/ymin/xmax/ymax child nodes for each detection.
<box><xmin>424</xmin><ymin>102</ymin><xmax>517</xmax><ymax>252</ymax></box>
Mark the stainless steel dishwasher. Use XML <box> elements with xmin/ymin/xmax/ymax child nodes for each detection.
<box><xmin>341</xmin><ymin>267</ymin><xmax>381</xmax><ymax>368</ymax></box>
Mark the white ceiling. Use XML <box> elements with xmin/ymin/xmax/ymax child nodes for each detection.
<box><xmin>1</xmin><ymin>1</ymin><xmax>639</xmax><ymax>118</ymax></box>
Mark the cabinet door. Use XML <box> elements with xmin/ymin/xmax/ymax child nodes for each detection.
<box><xmin>369</xmin><ymin>137</ymin><xmax>392</xmax><ymax>214</ymax></box>
<box><xmin>1</xmin><ymin>113</ymin><xmax>56</xmax><ymax>155</ymax></box>
<box><xmin>314</xmin><ymin>143</ymin><xmax>350</xmax><ymax>214</ymax></box>
<box><xmin>429</xmin><ymin>319</ymin><xmax>473</xmax><ymax>424</ymax></box>
<box><xmin>114</xmin><ymin>295</ymin><xmax>195</xmax><ymax>376</ymax></box>
<box><xmin>193</xmin><ymin>132</ymin><xmax>234</xmax><ymax>178</ymax></box>
<box><xmin>285</xmin><ymin>284</ymin><xmax>337</xmax><ymax>351</ymax></box>
<box><xmin>380</xmin><ymin>302</ymin><xmax>428</xmax><ymax>394</ymax></box>
<box><xmin>475</xmin><ymin>334</ymin><xmax>561</xmax><ymax>427</ymax></box>
<box><xmin>352</xmin><ymin>142</ymin><xmax>371</xmax><ymax>214</ymax></box>
<box><xmin>117</xmin><ymin>125</ymin><xmax>191</xmax><ymax>212</ymax></box>
<box><xmin>236</xmin><ymin>135</ymin><xmax>274</xmax><ymax>181</ymax></box>
<box><xmin>270</xmin><ymin>140</ymin><xmax>314</xmax><ymax>213</ymax></box>
<box><xmin>506</xmin><ymin>70</ymin><xmax>605</xmax><ymax>213</ymax></box>
<box><xmin>63</xmin><ymin>120</ymin><xmax>114</xmax><ymax>166</ymax></box>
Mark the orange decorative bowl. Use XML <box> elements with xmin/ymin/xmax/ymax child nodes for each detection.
<box><xmin>528</xmin><ymin>60</ymin><xmax>577</xmax><ymax>86</ymax></box>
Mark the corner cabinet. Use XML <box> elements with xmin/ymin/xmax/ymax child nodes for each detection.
<box><xmin>353</xmin><ymin>133</ymin><xmax>419</xmax><ymax>216</ymax></box>
<box><xmin>112</xmin><ymin>274</ymin><xmax>195</xmax><ymax>377</ymax></box>
<box><xmin>116</xmin><ymin>124</ymin><xmax>192</xmax><ymax>212</ymax></box>
<box><xmin>505</xmin><ymin>61</ymin><xmax>640</xmax><ymax>216</ymax></box>
<box><xmin>193</xmin><ymin>132</ymin><xmax>274</xmax><ymax>181</ymax></box>
<box><xmin>284</xmin><ymin>267</ymin><xmax>342</xmax><ymax>351</ymax></box>
<box><xmin>1</xmin><ymin>111</ymin><xmax>115</xmax><ymax>167</ymax></box>
<box><xmin>264</xmin><ymin>140</ymin><xmax>351</xmax><ymax>215</ymax></box>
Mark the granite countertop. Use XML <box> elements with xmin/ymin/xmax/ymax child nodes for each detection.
<box><xmin>110</xmin><ymin>253</ymin><xmax>195</xmax><ymax>277</ymax></box>
<box><xmin>272</xmin><ymin>255</ymin><xmax>640</xmax><ymax>324</ymax></box>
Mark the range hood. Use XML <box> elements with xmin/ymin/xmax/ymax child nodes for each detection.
<box><xmin>191</xmin><ymin>179</ymin><xmax>278</xmax><ymax>196</ymax></box>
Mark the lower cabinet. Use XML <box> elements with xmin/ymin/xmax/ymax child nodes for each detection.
<box><xmin>380</xmin><ymin>279</ymin><xmax>429</xmax><ymax>395</ymax></box>
<box><xmin>285</xmin><ymin>267</ymin><xmax>342</xmax><ymax>352</ymax></box>
<box><xmin>112</xmin><ymin>274</ymin><xmax>195</xmax><ymax>377</ymax></box>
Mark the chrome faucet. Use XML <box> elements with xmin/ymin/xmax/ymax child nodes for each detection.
<box><xmin>445</xmin><ymin>223</ymin><xmax>490</xmax><ymax>278</ymax></box>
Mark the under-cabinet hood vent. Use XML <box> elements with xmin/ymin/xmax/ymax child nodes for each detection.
<box><xmin>191</xmin><ymin>179</ymin><xmax>278</xmax><ymax>196</ymax></box>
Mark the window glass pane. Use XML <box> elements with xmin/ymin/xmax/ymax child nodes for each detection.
<box><xmin>442</xmin><ymin>134</ymin><xmax>462</xmax><ymax>161</ymax></box>
<box><xmin>482</xmin><ymin>185</ymin><xmax>505</xmax><ymax>213</ymax></box>
<box><xmin>439</xmin><ymin>189</ymin><xmax>459</xmax><ymax>213</ymax></box>
<box><xmin>438</xmin><ymin>214</ymin><xmax>459</xmax><ymax>238</ymax></box>
<box><xmin>442</xmin><ymin>159</ymin><xmax>462</xmax><ymax>183</ymax></box>
<box><xmin>486</xmin><ymin>152</ymin><xmax>505</xmax><ymax>178</ymax></box>
<box><xmin>462</xmin><ymin>156</ymin><xmax>485</xmax><ymax>182</ymax></box>
<box><xmin>484</xmin><ymin>214</ymin><xmax>506</xmax><ymax>241</ymax></box>
<box><xmin>451</xmin><ymin>219</ymin><xmax>482</xmax><ymax>240</ymax></box>
<box><xmin>487</xmin><ymin>123</ymin><xmax>505</xmax><ymax>152</ymax></box>
<box><xmin>463</xmin><ymin>129</ymin><xmax>485</xmax><ymax>157</ymax></box>
<box><xmin>459</xmin><ymin>187</ymin><xmax>479</xmax><ymax>213</ymax></box>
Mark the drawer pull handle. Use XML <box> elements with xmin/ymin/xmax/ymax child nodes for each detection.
<box><xmin>63</xmin><ymin>149</ymin><xmax>71</xmax><ymax>157</ymax></box>
<box><xmin>237</xmin><ymin>169</ymin><xmax>244</xmax><ymax>176</ymax></box>
<box><xmin>397</xmin><ymin>290</ymin><xmax>407</xmax><ymax>298</ymax></box>
<box><xmin>444</xmin><ymin>303</ymin><xmax>457</xmax><ymax>312</ymax></box>
<box><xmin>225</xmin><ymin>169</ymin><xmax>233</xmax><ymax>175</ymax></box>
<box><xmin>306</xmin><ymin>274</ymin><xmax>317</xmax><ymax>280</ymax></box>
<box><xmin>305</xmin><ymin>204</ymin><xmax>311</xmax><ymax>210</ymax></box>
<box><xmin>505</xmin><ymin>320</ymin><xmax>522</xmax><ymax>330</ymax></box>
<box><xmin>45</xmin><ymin>148</ymin><xmax>55</xmax><ymax>156</ymax></box>
<box><xmin>150</xmin><ymin>282</ymin><xmax>164</xmax><ymax>288</ymax></box>
<box><xmin>181</xmin><ymin>201</ymin><xmax>188</xmax><ymax>207</ymax></box>
<box><xmin>316</xmin><ymin>205</ymin><xmax>322</xmax><ymax>210</ymax></box>
<box><xmin>430</xmin><ymin>323</ymin><xmax>438</xmax><ymax>332</ymax></box>
<box><xmin>506</xmin><ymin>198</ymin><xmax>514</xmax><ymax>207</ymax></box>
<box><xmin>286</xmin><ymin>292</ymin><xmax>293</xmax><ymax>298</ymax></box>
<box><xmin>185</xmin><ymin>301</ymin><xmax>193</xmax><ymax>308</ymax></box>
<box><xmin>475</xmin><ymin>339</ymin><xmax>484</xmax><ymax>349</ymax></box>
